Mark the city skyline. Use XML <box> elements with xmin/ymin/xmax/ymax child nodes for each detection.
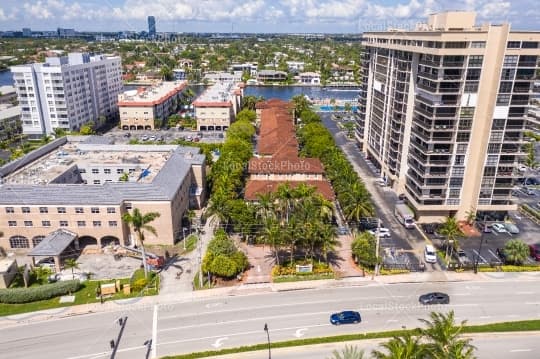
<box><xmin>0</xmin><ymin>0</ymin><xmax>538</xmax><ymax>34</ymax></box>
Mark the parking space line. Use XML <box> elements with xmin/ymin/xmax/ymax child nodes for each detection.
<box><xmin>471</xmin><ymin>249</ymin><xmax>488</xmax><ymax>264</ymax></box>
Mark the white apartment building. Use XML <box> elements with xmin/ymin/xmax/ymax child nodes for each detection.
<box><xmin>11</xmin><ymin>53</ymin><xmax>122</xmax><ymax>138</ymax></box>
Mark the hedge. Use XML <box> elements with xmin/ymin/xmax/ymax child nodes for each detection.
<box><xmin>478</xmin><ymin>265</ymin><xmax>540</xmax><ymax>273</ymax></box>
<box><xmin>0</xmin><ymin>280</ymin><xmax>80</xmax><ymax>304</ymax></box>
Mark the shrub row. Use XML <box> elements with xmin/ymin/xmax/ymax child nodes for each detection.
<box><xmin>272</xmin><ymin>264</ymin><xmax>333</xmax><ymax>277</ymax></box>
<box><xmin>520</xmin><ymin>204</ymin><xmax>540</xmax><ymax>222</ymax></box>
<box><xmin>478</xmin><ymin>265</ymin><xmax>540</xmax><ymax>273</ymax></box>
<box><xmin>0</xmin><ymin>280</ymin><xmax>80</xmax><ymax>303</ymax></box>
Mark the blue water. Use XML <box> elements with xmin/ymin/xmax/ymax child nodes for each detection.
<box><xmin>319</xmin><ymin>105</ymin><xmax>359</xmax><ymax>112</ymax></box>
<box><xmin>245</xmin><ymin>85</ymin><xmax>359</xmax><ymax>101</ymax></box>
<box><xmin>0</xmin><ymin>70</ymin><xmax>13</xmax><ymax>86</ymax></box>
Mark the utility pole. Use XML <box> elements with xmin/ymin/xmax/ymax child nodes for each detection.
<box><xmin>375</xmin><ymin>218</ymin><xmax>381</xmax><ymax>276</ymax></box>
<box><xmin>109</xmin><ymin>316</ymin><xmax>128</xmax><ymax>359</ymax></box>
<box><xmin>197</xmin><ymin>221</ymin><xmax>203</xmax><ymax>288</ymax></box>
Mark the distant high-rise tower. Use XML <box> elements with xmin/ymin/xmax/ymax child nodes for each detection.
<box><xmin>148</xmin><ymin>16</ymin><xmax>156</xmax><ymax>38</ymax></box>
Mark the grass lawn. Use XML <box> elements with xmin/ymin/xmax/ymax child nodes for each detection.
<box><xmin>0</xmin><ymin>269</ymin><xmax>159</xmax><ymax>317</ymax></box>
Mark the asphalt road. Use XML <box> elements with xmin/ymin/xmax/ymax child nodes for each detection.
<box><xmin>2</xmin><ymin>279</ymin><xmax>540</xmax><ymax>358</ymax></box>
<box><xmin>212</xmin><ymin>332</ymin><xmax>540</xmax><ymax>359</ymax></box>
<box><xmin>321</xmin><ymin>114</ymin><xmax>427</xmax><ymax>269</ymax></box>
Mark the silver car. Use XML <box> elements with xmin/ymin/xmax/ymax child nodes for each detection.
<box><xmin>504</xmin><ymin>223</ymin><xmax>520</xmax><ymax>234</ymax></box>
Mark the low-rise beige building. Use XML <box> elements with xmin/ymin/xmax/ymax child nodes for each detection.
<box><xmin>0</xmin><ymin>136</ymin><xmax>206</xmax><ymax>253</ymax></box>
<box><xmin>118</xmin><ymin>81</ymin><xmax>187</xmax><ymax>130</ymax></box>
<box><xmin>193</xmin><ymin>82</ymin><xmax>244</xmax><ymax>131</ymax></box>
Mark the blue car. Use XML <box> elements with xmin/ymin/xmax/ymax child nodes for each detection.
<box><xmin>330</xmin><ymin>311</ymin><xmax>361</xmax><ymax>325</ymax></box>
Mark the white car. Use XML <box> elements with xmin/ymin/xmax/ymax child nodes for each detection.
<box><xmin>518</xmin><ymin>164</ymin><xmax>528</xmax><ymax>172</ymax></box>
<box><xmin>368</xmin><ymin>228</ymin><xmax>391</xmax><ymax>238</ymax></box>
<box><xmin>491</xmin><ymin>223</ymin><xmax>508</xmax><ymax>233</ymax></box>
<box><xmin>424</xmin><ymin>244</ymin><xmax>437</xmax><ymax>264</ymax></box>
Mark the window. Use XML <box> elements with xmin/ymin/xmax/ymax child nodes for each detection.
<box><xmin>488</xmin><ymin>143</ymin><xmax>501</xmax><ymax>153</ymax></box>
<box><xmin>93</xmin><ymin>180</ymin><xmax>101</xmax><ymax>184</ymax></box>
<box><xmin>77</xmin><ymin>220</ymin><xmax>86</xmax><ymax>227</ymax></box>
<box><xmin>486</xmin><ymin>155</ymin><xmax>499</xmax><ymax>166</ymax></box>
<box><xmin>79</xmin><ymin>168</ymin><xmax>86</xmax><ymax>174</ymax></box>
<box><xmin>522</xmin><ymin>42</ymin><xmax>538</xmax><ymax>49</ymax></box>
<box><xmin>42</xmin><ymin>220</ymin><xmax>51</xmax><ymax>227</ymax></box>
<box><xmin>125</xmin><ymin>202</ymin><xmax>132</xmax><ymax>210</ymax></box>
<box><xmin>496</xmin><ymin>94</ymin><xmax>510</xmax><ymax>106</ymax></box>
<box><xmin>471</xmin><ymin>41</ymin><xmax>486</xmax><ymax>48</ymax></box>
<box><xmin>507</xmin><ymin>41</ymin><xmax>521</xmax><ymax>49</ymax></box>
<box><xmin>503</xmin><ymin>55</ymin><xmax>518</xmax><ymax>67</ymax></box>
<box><xmin>456</xmin><ymin>144</ymin><xmax>468</xmax><ymax>153</ymax></box>
<box><xmin>499</xmin><ymin>82</ymin><xmax>513</xmax><ymax>93</ymax></box>
<box><xmin>92</xmin><ymin>168</ymin><xmax>99</xmax><ymax>174</ymax></box>
<box><xmin>104</xmin><ymin>168</ymin><xmax>111</xmax><ymax>174</ymax></box>
<box><xmin>93</xmin><ymin>221</ymin><xmax>102</xmax><ymax>227</ymax></box>
<box><xmin>109</xmin><ymin>221</ymin><xmax>118</xmax><ymax>227</ymax></box>
<box><xmin>449</xmin><ymin>189</ymin><xmax>461</xmax><ymax>198</ymax></box>
<box><xmin>24</xmin><ymin>220</ymin><xmax>33</xmax><ymax>227</ymax></box>
<box><xmin>39</xmin><ymin>207</ymin><xmax>48</xmax><ymax>213</ymax></box>
<box><xmin>500</xmin><ymin>68</ymin><xmax>515</xmax><ymax>81</ymax></box>
<box><xmin>466</xmin><ymin>69</ymin><xmax>481</xmax><ymax>81</ymax></box>
<box><xmin>32</xmin><ymin>236</ymin><xmax>45</xmax><ymax>246</ymax></box>
<box><xmin>57</xmin><ymin>207</ymin><xmax>66</xmax><ymax>214</ymax></box>
<box><xmin>8</xmin><ymin>221</ymin><xmax>17</xmax><ymax>227</ymax></box>
<box><xmin>21</xmin><ymin>207</ymin><xmax>30</xmax><ymax>213</ymax></box>
<box><xmin>468</xmin><ymin>55</ymin><xmax>483</xmax><ymax>67</ymax></box>
<box><xmin>60</xmin><ymin>221</ymin><xmax>68</xmax><ymax>227</ymax></box>
<box><xmin>454</xmin><ymin>155</ymin><xmax>465</xmax><ymax>165</ymax></box>
<box><xmin>107</xmin><ymin>207</ymin><xmax>116</xmax><ymax>214</ymax></box>
<box><xmin>449</xmin><ymin>177</ymin><xmax>463</xmax><ymax>187</ymax></box>
<box><xmin>75</xmin><ymin>207</ymin><xmax>84</xmax><ymax>213</ymax></box>
<box><xmin>91</xmin><ymin>207</ymin><xmax>100</xmax><ymax>213</ymax></box>
<box><xmin>116</xmin><ymin>169</ymin><xmax>124</xmax><ymax>174</ymax></box>
<box><xmin>10</xmin><ymin>236</ymin><xmax>29</xmax><ymax>248</ymax></box>
<box><xmin>5</xmin><ymin>207</ymin><xmax>14</xmax><ymax>213</ymax></box>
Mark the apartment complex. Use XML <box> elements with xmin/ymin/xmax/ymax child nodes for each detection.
<box><xmin>193</xmin><ymin>81</ymin><xmax>243</xmax><ymax>131</ymax></box>
<box><xmin>358</xmin><ymin>11</ymin><xmax>540</xmax><ymax>221</ymax></box>
<box><xmin>245</xmin><ymin>99</ymin><xmax>334</xmax><ymax>201</ymax></box>
<box><xmin>0</xmin><ymin>136</ymin><xmax>206</xmax><ymax>253</ymax></box>
<box><xmin>118</xmin><ymin>81</ymin><xmax>187</xmax><ymax>130</ymax></box>
<box><xmin>10</xmin><ymin>53</ymin><xmax>122</xmax><ymax>138</ymax></box>
<box><xmin>0</xmin><ymin>104</ymin><xmax>21</xmax><ymax>141</ymax></box>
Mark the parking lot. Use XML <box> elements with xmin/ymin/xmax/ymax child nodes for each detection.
<box><xmin>104</xmin><ymin>127</ymin><xmax>225</xmax><ymax>145</ymax></box>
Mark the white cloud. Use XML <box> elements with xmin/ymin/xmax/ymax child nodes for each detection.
<box><xmin>0</xmin><ymin>8</ymin><xmax>7</xmax><ymax>21</ymax></box>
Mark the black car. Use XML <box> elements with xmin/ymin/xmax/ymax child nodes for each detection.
<box><xmin>419</xmin><ymin>292</ymin><xmax>450</xmax><ymax>305</ymax></box>
<box><xmin>359</xmin><ymin>217</ymin><xmax>379</xmax><ymax>231</ymax></box>
<box><xmin>330</xmin><ymin>311</ymin><xmax>361</xmax><ymax>325</ymax></box>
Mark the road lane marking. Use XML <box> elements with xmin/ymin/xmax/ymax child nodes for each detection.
<box><xmin>479</xmin><ymin>316</ymin><xmax>492</xmax><ymax>319</ymax></box>
<box><xmin>525</xmin><ymin>302</ymin><xmax>540</xmax><ymax>305</ymax></box>
<box><xmin>294</xmin><ymin>328</ymin><xmax>308</xmax><ymax>338</ymax></box>
<box><xmin>517</xmin><ymin>292</ymin><xmax>535</xmax><ymax>295</ymax></box>
<box><xmin>152</xmin><ymin>304</ymin><xmax>158</xmax><ymax>359</ymax></box>
<box><xmin>386</xmin><ymin>319</ymin><xmax>398</xmax><ymax>323</ymax></box>
<box><xmin>510</xmin><ymin>349</ymin><xmax>532</xmax><ymax>352</ymax></box>
<box><xmin>211</xmin><ymin>337</ymin><xmax>228</xmax><ymax>348</ymax></box>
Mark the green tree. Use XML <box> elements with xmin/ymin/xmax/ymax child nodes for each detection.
<box><xmin>438</xmin><ymin>216</ymin><xmax>464</xmax><ymax>261</ymax></box>
<box><xmin>236</xmin><ymin>109</ymin><xmax>257</xmax><ymax>123</ymax></box>
<box><xmin>351</xmin><ymin>232</ymin><xmax>379</xmax><ymax>269</ymax></box>
<box><xmin>372</xmin><ymin>332</ymin><xmax>425</xmax><ymax>359</ymax></box>
<box><xmin>121</xmin><ymin>208</ymin><xmax>161</xmax><ymax>278</ymax></box>
<box><xmin>344</xmin><ymin>102</ymin><xmax>352</xmax><ymax>114</ymax></box>
<box><xmin>119</xmin><ymin>172</ymin><xmax>129</xmax><ymax>182</ymax></box>
<box><xmin>341</xmin><ymin>182</ymin><xmax>374</xmax><ymax>224</ymax></box>
<box><xmin>504</xmin><ymin>239</ymin><xmax>530</xmax><ymax>265</ymax></box>
<box><xmin>292</xmin><ymin>94</ymin><xmax>311</xmax><ymax>116</ymax></box>
<box><xmin>64</xmin><ymin>258</ymin><xmax>79</xmax><ymax>280</ymax></box>
<box><xmin>420</xmin><ymin>311</ymin><xmax>476</xmax><ymax>359</ymax></box>
<box><xmin>328</xmin><ymin>345</ymin><xmax>366</xmax><ymax>359</ymax></box>
<box><xmin>160</xmin><ymin>66</ymin><xmax>173</xmax><ymax>81</ymax></box>
<box><xmin>79</xmin><ymin>122</ymin><xmax>95</xmax><ymax>135</ymax></box>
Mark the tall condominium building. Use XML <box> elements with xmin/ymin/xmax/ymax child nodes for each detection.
<box><xmin>358</xmin><ymin>11</ymin><xmax>540</xmax><ymax>221</ymax></box>
<box><xmin>148</xmin><ymin>16</ymin><xmax>156</xmax><ymax>37</ymax></box>
<box><xmin>11</xmin><ymin>53</ymin><xmax>122</xmax><ymax>138</ymax></box>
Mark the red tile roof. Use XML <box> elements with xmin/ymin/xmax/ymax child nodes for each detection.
<box><xmin>192</xmin><ymin>101</ymin><xmax>233</xmax><ymax>107</ymax></box>
<box><xmin>255</xmin><ymin>98</ymin><xmax>293</xmax><ymax>109</ymax></box>
<box><xmin>245</xmin><ymin>180</ymin><xmax>335</xmax><ymax>201</ymax></box>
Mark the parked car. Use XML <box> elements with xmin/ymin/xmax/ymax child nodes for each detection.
<box><xmin>419</xmin><ymin>292</ymin><xmax>450</xmax><ymax>305</ymax></box>
<box><xmin>37</xmin><ymin>257</ymin><xmax>57</xmax><ymax>269</ymax></box>
<box><xmin>359</xmin><ymin>217</ymin><xmax>379</xmax><ymax>231</ymax></box>
<box><xmin>330</xmin><ymin>310</ymin><xmax>361</xmax><ymax>325</ymax></box>
<box><xmin>520</xmin><ymin>186</ymin><xmax>536</xmax><ymax>196</ymax></box>
<box><xmin>149</xmin><ymin>135</ymin><xmax>157</xmax><ymax>141</ymax></box>
<box><xmin>140</xmin><ymin>135</ymin><xmax>149</xmax><ymax>141</ymax></box>
<box><xmin>123</xmin><ymin>132</ymin><xmax>131</xmax><ymax>138</ymax></box>
<box><xmin>491</xmin><ymin>223</ymin><xmax>507</xmax><ymax>233</ymax></box>
<box><xmin>193</xmin><ymin>137</ymin><xmax>200</xmax><ymax>142</ymax></box>
<box><xmin>504</xmin><ymin>223</ymin><xmax>520</xmax><ymax>234</ymax></box>
<box><xmin>523</xmin><ymin>178</ymin><xmax>540</xmax><ymax>186</ymax></box>
<box><xmin>529</xmin><ymin>244</ymin><xmax>540</xmax><ymax>261</ymax></box>
<box><xmin>424</xmin><ymin>244</ymin><xmax>437</xmax><ymax>264</ymax></box>
<box><xmin>478</xmin><ymin>222</ymin><xmax>492</xmax><ymax>233</ymax></box>
<box><xmin>518</xmin><ymin>164</ymin><xmax>529</xmax><ymax>172</ymax></box>
<box><xmin>456</xmin><ymin>249</ymin><xmax>472</xmax><ymax>266</ymax></box>
<box><xmin>368</xmin><ymin>227</ymin><xmax>391</xmax><ymax>238</ymax></box>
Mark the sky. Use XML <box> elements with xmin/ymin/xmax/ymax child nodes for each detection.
<box><xmin>0</xmin><ymin>0</ymin><xmax>538</xmax><ymax>33</ymax></box>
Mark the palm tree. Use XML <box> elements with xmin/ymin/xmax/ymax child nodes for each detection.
<box><xmin>64</xmin><ymin>259</ymin><xmax>79</xmax><ymax>280</ymax></box>
<box><xmin>419</xmin><ymin>311</ymin><xmax>475</xmax><ymax>359</ymax></box>
<box><xmin>327</xmin><ymin>345</ymin><xmax>366</xmax><ymax>359</ymax></box>
<box><xmin>504</xmin><ymin>239</ymin><xmax>530</xmax><ymax>265</ymax></box>
<box><xmin>438</xmin><ymin>216</ymin><xmax>465</xmax><ymax>261</ymax></box>
<box><xmin>261</xmin><ymin>218</ymin><xmax>283</xmax><ymax>265</ymax></box>
<box><xmin>122</xmin><ymin>208</ymin><xmax>161</xmax><ymax>278</ymax></box>
<box><xmin>372</xmin><ymin>332</ymin><xmax>425</xmax><ymax>359</ymax></box>
<box><xmin>317</xmin><ymin>223</ymin><xmax>340</xmax><ymax>263</ymax></box>
<box><xmin>341</xmin><ymin>182</ymin><xmax>375</xmax><ymax>226</ymax></box>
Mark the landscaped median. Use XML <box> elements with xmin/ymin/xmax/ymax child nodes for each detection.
<box><xmin>160</xmin><ymin>319</ymin><xmax>540</xmax><ymax>359</ymax></box>
<box><xmin>0</xmin><ymin>269</ymin><xmax>159</xmax><ymax>317</ymax></box>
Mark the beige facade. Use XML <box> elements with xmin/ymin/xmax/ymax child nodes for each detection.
<box><xmin>0</xmin><ymin>137</ymin><xmax>206</xmax><ymax>253</ymax></box>
<box><xmin>358</xmin><ymin>11</ymin><xmax>540</xmax><ymax>222</ymax></box>
<box><xmin>118</xmin><ymin>81</ymin><xmax>187</xmax><ymax>130</ymax></box>
<box><xmin>193</xmin><ymin>81</ymin><xmax>243</xmax><ymax>131</ymax></box>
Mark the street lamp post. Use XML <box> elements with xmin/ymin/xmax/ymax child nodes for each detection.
<box><xmin>474</xmin><ymin>216</ymin><xmax>487</xmax><ymax>274</ymax></box>
<box><xmin>263</xmin><ymin>323</ymin><xmax>271</xmax><ymax>359</ymax></box>
<box><xmin>182</xmin><ymin>228</ymin><xmax>187</xmax><ymax>250</ymax></box>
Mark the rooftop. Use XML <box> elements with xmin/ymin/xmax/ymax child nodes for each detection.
<box><xmin>193</xmin><ymin>81</ymin><xmax>241</xmax><ymax>107</ymax></box>
<box><xmin>245</xmin><ymin>180</ymin><xmax>335</xmax><ymax>201</ymax></box>
<box><xmin>118</xmin><ymin>81</ymin><xmax>187</xmax><ymax>106</ymax></box>
<box><xmin>0</xmin><ymin>105</ymin><xmax>20</xmax><ymax>120</ymax></box>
